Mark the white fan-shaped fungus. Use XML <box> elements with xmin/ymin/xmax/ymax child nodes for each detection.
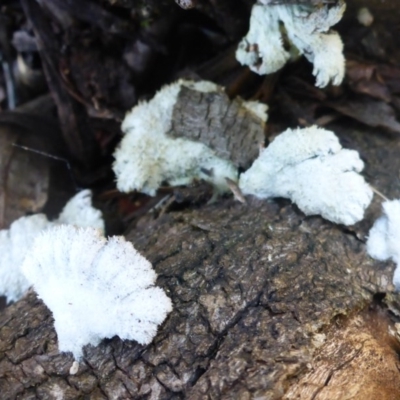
<box><xmin>22</xmin><ymin>225</ymin><xmax>172</xmax><ymax>360</ymax></box>
<box><xmin>0</xmin><ymin>215</ymin><xmax>49</xmax><ymax>302</ymax></box>
<box><xmin>113</xmin><ymin>80</ymin><xmax>255</xmax><ymax>196</ymax></box>
<box><xmin>239</xmin><ymin>126</ymin><xmax>373</xmax><ymax>225</ymax></box>
<box><xmin>0</xmin><ymin>190</ymin><xmax>104</xmax><ymax>302</ymax></box>
<box><xmin>236</xmin><ymin>1</ymin><xmax>346</xmax><ymax>88</ymax></box>
<box><xmin>56</xmin><ymin>189</ymin><xmax>104</xmax><ymax>231</ymax></box>
<box><xmin>367</xmin><ymin>200</ymin><xmax>400</xmax><ymax>290</ymax></box>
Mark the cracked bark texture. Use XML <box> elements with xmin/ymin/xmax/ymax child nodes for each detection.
<box><xmin>1</xmin><ymin>126</ymin><xmax>400</xmax><ymax>399</ymax></box>
<box><xmin>167</xmin><ymin>85</ymin><xmax>266</xmax><ymax>169</ymax></box>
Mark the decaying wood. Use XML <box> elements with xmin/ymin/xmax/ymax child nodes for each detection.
<box><xmin>167</xmin><ymin>85</ymin><xmax>265</xmax><ymax>169</ymax></box>
<box><xmin>1</xmin><ymin>125</ymin><xmax>400</xmax><ymax>398</ymax></box>
<box><xmin>284</xmin><ymin>305</ymin><xmax>400</xmax><ymax>400</ymax></box>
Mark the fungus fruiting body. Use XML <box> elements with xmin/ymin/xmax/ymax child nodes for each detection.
<box><xmin>113</xmin><ymin>79</ymin><xmax>267</xmax><ymax>196</ymax></box>
<box><xmin>0</xmin><ymin>214</ymin><xmax>49</xmax><ymax>302</ymax></box>
<box><xmin>239</xmin><ymin>126</ymin><xmax>373</xmax><ymax>225</ymax></box>
<box><xmin>56</xmin><ymin>189</ymin><xmax>104</xmax><ymax>232</ymax></box>
<box><xmin>236</xmin><ymin>1</ymin><xmax>346</xmax><ymax>87</ymax></box>
<box><xmin>367</xmin><ymin>200</ymin><xmax>400</xmax><ymax>290</ymax></box>
<box><xmin>22</xmin><ymin>225</ymin><xmax>172</xmax><ymax>360</ymax></box>
<box><xmin>0</xmin><ymin>190</ymin><xmax>104</xmax><ymax>302</ymax></box>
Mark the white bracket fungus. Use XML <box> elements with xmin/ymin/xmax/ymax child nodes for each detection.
<box><xmin>0</xmin><ymin>190</ymin><xmax>104</xmax><ymax>302</ymax></box>
<box><xmin>239</xmin><ymin>126</ymin><xmax>373</xmax><ymax>225</ymax></box>
<box><xmin>367</xmin><ymin>200</ymin><xmax>400</xmax><ymax>290</ymax></box>
<box><xmin>113</xmin><ymin>79</ymin><xmax>268</xmax><ymax>196</ymax></box>
<box><xmin>236</xmin><ymin>1</ymin><xmax>346</xmax><ymax>88</ymax></box>
<box><xmin>22</xmin><ymin>225</ymin><xmax>172</xmax><ymax>361</ymax></box>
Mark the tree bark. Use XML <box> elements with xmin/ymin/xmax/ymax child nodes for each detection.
<box><xmin>167</xmin><ymin>85</ymin><xmax>265</xmax><ymax>169</ymax></box>
<box><xmin>1</xmin><ymin>125</ymin><xmax>400</xmax><ymax>399</ymax></box>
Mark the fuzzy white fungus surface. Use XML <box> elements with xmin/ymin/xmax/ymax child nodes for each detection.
<box><xmin>0</xmin><ymin>190</ymin><xmax>104</xmax><ymax>302</ymax></box>
<box><xmin>57</xmin><ymin>189</ymin><xmax>104</xmax><ymax>232</ymax></box>
<box><xmin>239</xmin><ymin>126</ymin><xmax>373</xmax><ymax>225</ymax></box>
<box><xmin>0</xmin><ymin>214</ymin><xmax>49</xmax><ymax>302</ymax></box>
<box><xmin>113</xmin><ymin>80</ymin><xmax>239</xmax><ymax>196</ymax></box>
<box><xmin>22</xmin><ymin>225</ymin><xmax>172</xmax><ymax>360</ymax></box>
<box><xmin>367</xmin><ymin>200</ymin><xmax>400</xmax><ymax>290</ymax></box>
<box><xmin>236</xmin><ymin>2</ymin><xmax>346</xmax><ymax>88</ymax></box>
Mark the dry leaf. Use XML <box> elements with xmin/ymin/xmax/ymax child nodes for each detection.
<box><xmin>0</xmin><ymin>125</ymin><xmax>49</xmax><ymax>229</ymax></box>
<box><xmin>327</xmin><ymin>98</ymin><xmax>400</xmax><ymax>133</ymax></box>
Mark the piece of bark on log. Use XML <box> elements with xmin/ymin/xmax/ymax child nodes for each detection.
<box><xmin>1</xmin><ymin>124</ymin><xmax>400</xmax><ymax>399</ymax></box>
<box><xmin>167</xmin><ymin>84</ymin><xmax>266</xmax><ymax>169</ymax></box>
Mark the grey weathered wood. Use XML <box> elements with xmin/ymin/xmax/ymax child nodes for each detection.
<box><xmin>167</xmin><ymin>85</ymin><xmax>266</xmax><ymax>169</ymax></box>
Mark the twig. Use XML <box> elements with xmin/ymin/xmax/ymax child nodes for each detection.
<box><xmin>226</xmin><ymin>177</ymin><xmax>246</xmax><ymax>204</ymax></box>
<box><xmin>370</xmin><ymin>185</ymin><xmax>389</xmax><ymax>201</ymax></box>
<box><xmin>12</xmin><ymin>143</ymin><xmax>80</xmax><ymax>190</ymax></box>
<box><xmin>0</xmin><ymin>50</ymin><xmax>17</xmax><ymax>109</ymax></box>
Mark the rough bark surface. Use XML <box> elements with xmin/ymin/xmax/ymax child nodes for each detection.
<box><xmin>167</xmin><ymin>85</ymin><xmax>266</xmax><ymax>169</ymax></box>
<box><xmin>1</xmin><ymin>126</ymin><xmax>400</xmax><ymax>399</ymax></box>
<box><xmin>284</xmin><ymin>306</ymin><xmax>400</xmax><ymax>399</ymax></box>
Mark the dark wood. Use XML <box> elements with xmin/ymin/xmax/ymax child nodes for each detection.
<box><xmin>1</xmin><ymin>124</ymin><xmax>400</xmax><ymax>398</ymax></box>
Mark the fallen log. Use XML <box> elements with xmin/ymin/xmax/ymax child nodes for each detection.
<box><xmin>1</xmin><ymin>124</ymin><xmax>400</xmax><ymax>399</ymax></box>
